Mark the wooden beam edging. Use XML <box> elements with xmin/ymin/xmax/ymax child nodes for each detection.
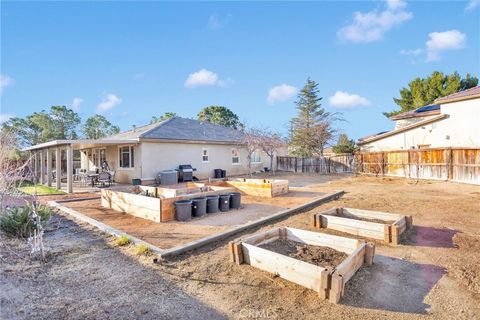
<box><xmin>54</xmin><ymin>196</ymin><xmax>101</xmax><ymax>203</ymax></box>
<box><xmin>48</xmin><ymin>201</ymin><xmax>165</xmax><ymax>255</ymax></box>
<box><xmin>159</xmin><ymin>190</ymin><xmax>344</xmax><ymax>259</ymax></box>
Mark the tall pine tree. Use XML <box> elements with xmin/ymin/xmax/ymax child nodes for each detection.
<box><xmin>289</xmin><ymin>79</ymin><xmax>336</xmax><ymax>157</ymax></box>
<box><xmin>384</xmin><ymin>71</ymin><xmax>478</xmax><ymax>118</ymax></box>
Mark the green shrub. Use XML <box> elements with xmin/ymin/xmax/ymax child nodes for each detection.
<box><xmin>0</xmin><ymin>204</ymin><xmax>51</xmax><ymax>238</ymax></box>
<box><xmin>115</xmin><ymin>235</ymin><xmax>131</xmax><ymax>246</ymax></box>
<box><xmin>135</xmin><ymin>243</ymin><xmax>150</xmax><ymax>256</ymax></box>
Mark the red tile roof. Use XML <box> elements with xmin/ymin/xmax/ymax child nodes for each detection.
<box><xmin>435</xmin><ymin>86</ymin><xmax>480</xmax><ymax>103</ymax></box>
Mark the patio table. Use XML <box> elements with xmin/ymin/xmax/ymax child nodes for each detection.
<box><xmin>87</xmin><ymin>173</ymin><xmax>99</xmax><ymax>187</ymax></box>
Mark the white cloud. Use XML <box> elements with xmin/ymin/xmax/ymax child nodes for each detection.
<box><xmin>72</xmin><ymin>97</ymin><xmax>83</xmax><ymax>111</ymax></box>
<box><xmin>184</xmin><ymin>69</ymin><xmax>231</xmax><ymax>88</ymax></box>
<box><xmin>0</xmin><ymin>113</ymin><xmax>13</xmax><ymax>124</ymax></box>
<box><xmin>208</xmin><ymin>13</ymin><xmax>232</xmax><ymax>30</ymax></box>
<box><xmin>465</xmin><ymin>0</ymin><xmax>479</xmax><ymax>12</ymax></box>
<box><xmin>400</xmin><ymin>48</ymin><xmax>423</xmax><ymax>56</ymax></box>
<box><xmin>267</xmin><ymin>84</ymin><xmax>298</xmax><ymax>105</ymax></box>
<box><xmin>338</xmin><ymin>0</ymin><xmax>413</xmax><ymax>43</ymax></box>
<box><xmin>132</xmin><ymin>72</ymin><xmax>146</xmax><ymax>80</ymax></box>
<box><xmin>329</xmin><ymin>91</ymin><xmax>371</xmax><ymax>109</ymax></box>
<box><xmin>96</xmin><ymin>94</ymin><xmax>122</xmax><ymax>113</ymax></box>
<box><xmin>426</xmin><ymin>30</ymin><xmax>466</xmax><ymax>61</ymax></box>
<box><xmin>0</xmin><ymin>74</ymin><xmax>14</xmax><ymax>94</ymax></box>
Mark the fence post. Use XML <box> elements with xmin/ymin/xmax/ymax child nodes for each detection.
<box><xmin>448</xmin><ymin>148</ymin><xmax>453</xmax><ymax>181</ymax></box>
<box><xmin>381</xmin><ymin>152</ymin><xmax>385</xmax><ymax>176</ymax></box>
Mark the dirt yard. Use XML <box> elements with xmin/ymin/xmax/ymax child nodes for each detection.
<box><xmin>1</xmin><ymin>173</ymin><xmax>480</xmax><ymax>319</ymax></box>
<box><xmin>58</xmin><ymin>186</ymin><xmax>329</xmax><ymax>249</ymax></box>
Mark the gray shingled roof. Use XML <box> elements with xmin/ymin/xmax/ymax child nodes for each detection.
<box><xmin>101</xmin><ymin>117</ymin><xmax>243</xmax><ymax>143</ymax></box>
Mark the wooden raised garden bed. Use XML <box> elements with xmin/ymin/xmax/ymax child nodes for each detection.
<box><xmin>101</xmin><ymin>183</ymin><xmax>236</xmax><ymax>222</ymax></box>
<box><xmin>209</xmin><ymin>178</ymin><xmax>289</xmax><ymax>197</ymax></box>
<box><xmin>229</xmin><ymin>227</ymin><xmax>375</xmax><ymax>303</ymax></box>
<box><xmin>312</xmin><ymin>207</ymin><xmax>413</xmax><ymax>245</ymax></box>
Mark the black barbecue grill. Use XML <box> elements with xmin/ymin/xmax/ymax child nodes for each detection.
<box><xmin>177</xmin><ymin>164</ymin><xmax>196</xmax><ymax>182</ymax></box>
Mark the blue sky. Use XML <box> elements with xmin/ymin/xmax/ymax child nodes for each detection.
<box><xmin>1</xmin><ymin>0</ymin><xmax>479</xmax><ymax>141</ymax></box>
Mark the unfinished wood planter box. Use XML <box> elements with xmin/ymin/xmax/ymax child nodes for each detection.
<box><xmin>101</xmin><ymin>183</ymin><xmax>236</xmax><ymax>222</ymax></box>
<box><xmin>229</xmin><ymin>227</ymin><xmax>375</xmax><ymax>303</ymax></box>
<box><xmin>209</xmin><ymin>178</ymin><xmax>289</xmax><ymax>197</ymax></box>
<box><xmin>312</xmin><ymin>207</ymin><xmax>413</xmax><ymax>245</ymax></box>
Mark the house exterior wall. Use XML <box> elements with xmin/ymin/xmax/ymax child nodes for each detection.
<box><xmin>361</xmin><ymin>98</ymin><xmax>480</xmax><ymax>151</ymax></box>
<box><xmin>139</xmin><ymin>141</ymin><xmax>285</xmax><ymax>180</ymax></box>
<box><xmin>107</xmin><ymin>144</ymin><xmax>142</xmax><ymax>184</ymax></box>
<box><xmin>80</xmin><ymin>144</ymin><xmax>141</xmax><ymax>184</ymax></box>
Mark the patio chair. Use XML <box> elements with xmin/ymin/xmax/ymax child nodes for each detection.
<box><xmin>97</xmin><ymin>171</ymin><xmax>112</xmax><ymax>187</ymax></box>
<box><xmin>74</xmin><ymin>168</ymin><xmax>84</xmax><ymax>181</ymax></box>
<box><xmin>108</xmin><ymin>171</ymin><xmax>116</xmax><ymax>183</ymax></box>
<box><xmin>80</xmin><ymin>172</ymin><xmax>89</xmax><ymax>186</ymax></box>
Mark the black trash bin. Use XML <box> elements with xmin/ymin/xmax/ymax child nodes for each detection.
<box><xmin>206</xmin><ymin>195</ymin><xmax>219</xmax><ymax>213</ymax></box>
<box><xmin>229</xmin><ymin>192</ymin><xmax>241</xmax><ymax>209</ymax></box>
<box><xmin>214</xmin><ymin>169</ymin><xmax>222</xmax><ymax>179</ymax></box>
<box><xmin>192</xmin><ymin>197</ymin><xmax>207</xmax><ymax>217</ymax></box>
<box><xmin>219</xmin><ymin>194</ymin><xmax>230</xmax><ymax>212</ymax></box>
<box><xmin>175</xmin><ymin>200</ymin><xmax>192</xmax><ymax>221</ymax></box>
<box><xmin>221</xmin><ymin>170</ymin><xmax>226</xmax><ymax>178</ymax></box>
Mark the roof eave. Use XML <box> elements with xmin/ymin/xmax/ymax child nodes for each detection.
<box><xmin>139</xmin><ymin>137</ymin><xmax>243</xmax><ymax>145</ymax></box>
<box><xmin>435</xmin><ymin>93</ymin><xmax>480</xmax><ymax>105</ymax></box>
<box><xmin>357</xmin><ymin>114</ymin><xmax>449</xmax><ymax>145</ymax></box>
<box><xmin>390</xmin><ymin>110</ymin><xmax>440</xmax><ymax>121</ymax></box>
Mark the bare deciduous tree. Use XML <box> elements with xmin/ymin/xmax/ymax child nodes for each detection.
<box><xmin>240</xmin><ymin>128</ymin><xmax>262</xmax><ymax>177</ymax></box>
<box><xmin>256</xmin><ymin>129</ymin><xmax>284</xmax><ymax>175</ymax></box>
<box><xmin>0</xmin><ymin>130</ymin><xmax>32</xmax><ymax>210</ymax></box>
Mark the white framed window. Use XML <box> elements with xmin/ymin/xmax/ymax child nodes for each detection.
<box><xmin>232</xmin><ymin>148</ymin><xmax>240</xmax><ymax>165</ymax></box>
<box><xmin>119</xmin><ymin>145</ymin><xmax>135</xmax><ymax>169</ymax></box>
<box><xmin>251</xmin><ymin>150</ymin><xmax>261</xmax><ymax>163</ymax></box>
<box><xmin>202</xmin><ymin>148</ymin><xmax>209</xmax><ymax>163</ymax></box>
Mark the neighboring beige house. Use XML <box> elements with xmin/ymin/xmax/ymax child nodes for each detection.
<box><xmin>25</xmin><ymin>117</ymin><xmax>286</xmax><ymax>192</ymax></box>
<box><xmin>358</xmin><ymin>86</ymin><xmax>480</xmax><ymax>151</ymax></box>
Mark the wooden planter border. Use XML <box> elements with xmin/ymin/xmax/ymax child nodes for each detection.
<box><xmin>208</xmin><ymin>178</ymin><xmax>289</xmax><ymax>198</ymax></box>
<box><xmin>229</xmin><ymin>227</ymin><xmax>374</xmax><ymax>303</ymax></box>
<box><xmin>312</xmin><ymin>207</ymin><xmax>413</xmax><ymax>245</ymax></box>
<box><xmin>101</xmin><ymin>184</ymin><xmax>236</xmax><ymax>222</ymax></box>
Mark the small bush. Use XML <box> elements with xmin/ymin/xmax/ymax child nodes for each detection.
<box><xmin>0</xmin><ymin>204</ymin><xmax>51</xmax><ymax>238</ymax></box>
<box><xmin>135</xmin><ymin>243</ymin><xmax>150</xmax><ymax>256</ymax></box>
<box><xmin>115</xmin><ymin>235</ymin><xmax>131</xmax><ymax>246</ymax></box>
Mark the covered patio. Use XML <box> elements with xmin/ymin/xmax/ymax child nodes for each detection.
<box><xmin>24</xmin><ymin>139</ymin><xmax>138</xmax><ymax>193</ymax></box>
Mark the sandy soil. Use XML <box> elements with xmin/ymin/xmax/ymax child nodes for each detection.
<box><xmin>1</xmin><ymin>173</ymin><xmax>480</xmax><ymax>319</ymax></box>
<box><xmin>59</xmin><ymin>186</ymin><xmax>328</xmax><ymax>249</ymax></box>
<box><xmin>259</xmin><ymin>239</ymin><xmax>348</xmax><ymax>268</ymax></box>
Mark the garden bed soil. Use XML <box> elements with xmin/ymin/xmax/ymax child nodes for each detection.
<box><xmin>259</xmin><ymin>238</ymin><xmax>348</xmax><ymax>268</ymax></box>
<box><xmin>336</xmin><ymin>213</ymin><xmax>395</xmax><ymax>224</ymax></box>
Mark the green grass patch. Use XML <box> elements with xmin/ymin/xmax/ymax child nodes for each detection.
<box><xmin>135</xmin><ymin>243</ymin><xmax>151</xmax><ymax>256</ymax></box>
<box><xmin>115</xmin><ymin>235</ymin><xmax>131</xmax><ymax>246</ymax></box>
<box><xmin>18</xmin><ymin>181</ymin><xmax>65</xmax><ymax>196</ymax></box>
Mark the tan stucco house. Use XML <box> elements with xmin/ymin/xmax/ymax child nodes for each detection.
<box><xmin>25</xmin><ymin>117</ymin><xmax>285</xmax><ymax>193</ymax></box>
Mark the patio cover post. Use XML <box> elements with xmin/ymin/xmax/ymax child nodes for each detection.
<box><xmin>32</xmin><ymin>152</ymin><xmax>37</xmax><ymax>182</ymax></box>
<box><xmin>39</xmin><ymin>150</ymin><xmax>45</xmax><ymax>184</ymax></box>
<box><xmin>56</xmin><ymin>147</ymin><xmax>61</xmax><ymax>190</ymax></box>
<box><xmin>66</xmin><ymin>144</ymin><xmax>73</xmax><ymax>193</ymax></box>
<box><xmin>46</xmin><ymin>149</ymin><xmax>52</xmax><ymax>187</ymax></box>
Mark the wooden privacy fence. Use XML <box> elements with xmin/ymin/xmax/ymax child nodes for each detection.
<box><xmin>276</xmin><ymin>155</ymin><xmax>354</xmax><ymax>174</ymax></box>
<box><xmin>355</xmin><ymin>148</ymin><xmax>480</xmax><ymax>185</ymax></box>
